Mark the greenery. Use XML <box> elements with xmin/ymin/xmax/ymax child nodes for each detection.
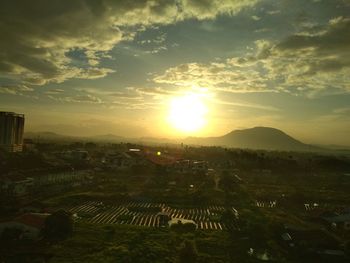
<box><xmin>44</xmin><ymin>210</ymin><xmax>73</xmax><ymax>240</ymax></box>
<box><xmin>45</xmin><ymin>223</ymin><xmax>230</xmax><ymax>263</ymax></box>
<box><xmin>1</xmin><ymin>142</ymin><xmax>350</xmax><ymax>262</ymax></box>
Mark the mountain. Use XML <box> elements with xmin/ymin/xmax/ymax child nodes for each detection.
<box><xmin>24</xmin><ymin>131</ymin><xmax>74</xmax><ymax>141</ymax></box>
<box><xmin>90</xmin><ymin>134</ymin><xmax>125</xmax><ymax>142</ymax></box>
<box><xmin>25</xmin><ymin>127</ymin><xmax>324</xmax><ymax>152</ymax></box>
<box><xmin>24</xmin><ymin>132</ymin><xmax>125</xmax><ymax>143</ymax></box>
<box><xmin>185</xmin><ymin>127</ymin><xmax>319</xmax><ymax>151</ymax></box>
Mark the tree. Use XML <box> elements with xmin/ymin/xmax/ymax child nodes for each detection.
<box><xmin>1</xmin><ymin>227</ymin><xmax>22</xmax><ymax>242</ymax></box>
<box><xmin>171</xmin><ymin>221</ymin><xmax>197</xmax><ymax>233</ymax></box>
<box><xmin>219</xmin><ymin>172</ymin><xmax>238</xmax><ymax>193</ymax></box>
<box><xmin>178</xmin><ymin>240</ymin><xmax>198</xmax><ymax>263</ymax></box>
<box><xmin>221</xmin><ymin>209</ymin><xmax>239</xmax><ymax>233</ymax></box>
<box><xmin>43</xmin><ymin>210</ymin><xmax>73</xmax><ymax>240</ymax></box>
<box><xmin>345</xmin><ymin>240</ymin><xmax>350</xmax><ymax>256</ymax></box>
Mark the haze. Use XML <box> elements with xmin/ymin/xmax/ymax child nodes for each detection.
<box><xmin>0</xmin><ymin>0</ymin><xmax>349</xmax><ymax>146</ymax></box>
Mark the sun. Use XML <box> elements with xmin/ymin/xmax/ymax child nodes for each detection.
<box><xmin>168</xmin><ymin>93</ymin><xmax>208</xmax><ymax>133</ymax></box>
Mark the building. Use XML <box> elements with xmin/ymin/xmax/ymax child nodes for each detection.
<box><xmin>0</xmin><ymin>177</ymin><xmax>34</xmax><ymax>197</ymax></box>
<box><xmin>0</xmin><ymin>111</ymin><xmax>25</xmax><ymax>152</ymax></box>
<box><xmin>103</xmin><ymin>150</ymin><xmax>147</xmax><ymax>169</ymax></box>
<box><xmin>23</xmin><ymin>138</ymin><xmax>36</xmax><ymax>151</ymax></box>
<box><xmin>0</xmin><ymin>213</ymin><xmax>50</xmax><ymax>240</ymax></box>
<box><xmin>157</xmin><ymin>212</ymin><xmax>171</xmax><ymax>226</ymax></box>
<box><xmin>59</xmin><ymin>150</ymin><xmax>90</xmax><ymax>161</ymax></box>
<box><xmin>322</xmin><ymin>213</ymin><xmax>350</xmax><ymax>231</ymax></box>
<box><xmin>168</xmin><ymin>218</ymin><xmax>198</xmax><ymax>229</ymax></box>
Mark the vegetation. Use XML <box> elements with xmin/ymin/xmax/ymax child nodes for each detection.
<box><xmin>44</xmin><ymin>210</ymin><xmax>73</xmax><ymax>240</ymax></box>
<box><xmin>1</xmin><ymin>142</ymin><xmax>350</xmax><ymax>262</ymax></box>
<box><xmin>46</xmin><ymin>223</ymin><xmax>228</xmax><ymax>263</ymax></box>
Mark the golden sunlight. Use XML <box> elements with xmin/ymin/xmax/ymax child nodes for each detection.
<box><xmin>168</xmin><ymin>93</ymin><xmax>208</xmax><ymax>133</ymax></box>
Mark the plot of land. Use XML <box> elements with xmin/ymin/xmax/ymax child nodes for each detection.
<box><xmin>68</xmin><ymin>201</ymin><xmax>238</xmax><ymax>230</ymax></box>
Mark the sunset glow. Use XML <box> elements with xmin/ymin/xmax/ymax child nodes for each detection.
<box><xmin>168</xmin><ymin>94</ymin><xmax>208</xmax><ymax>133</ymax></box>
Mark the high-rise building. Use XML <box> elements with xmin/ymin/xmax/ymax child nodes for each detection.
<box><xmin>0</xmin><ymin>111</ymin><xmax>25</xmax><ymax>152</ymax></box>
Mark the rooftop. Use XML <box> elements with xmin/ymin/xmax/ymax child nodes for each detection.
<box><xmin>0</xmin><ymin>111</ymin><xmax>24</xmax><ymax>118</ymax></box>
<box><xmin>14</xmin><ymin>213</ymin><xmax>50</xmax><ymax>229</ymax></box>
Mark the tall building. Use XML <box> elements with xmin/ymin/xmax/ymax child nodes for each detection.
<box><xmin>0</xmin><ymin>111</ymin><xmax>25</xmax><ymax>152</ymax></box>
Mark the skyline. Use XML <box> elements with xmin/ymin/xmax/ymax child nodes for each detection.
<box><xmin>1</xmin><ymin>0</ymin><xmax>350</xmax><ymax>146</ymax></box>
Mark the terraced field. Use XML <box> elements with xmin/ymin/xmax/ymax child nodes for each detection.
<box><xmin>68</xmin><ymin>201</ymin><xmax>238</xmax><ymax>230</ymax></box>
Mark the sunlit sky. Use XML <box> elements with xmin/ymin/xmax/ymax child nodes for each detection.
<box><xmin>0</xmin><ymin>0</ymin><xmax>349</xmax><ymax>145</ymax></box>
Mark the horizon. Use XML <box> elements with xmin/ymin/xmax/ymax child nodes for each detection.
<box><xmin>23</xmin><ymin>126</ymin><xmax>350</xmax><ymax>148</ymax></box>
<box><xmin>1</xmin><ymin>0</ymin><xmax>350</xmax><ymax>146</ymax></box>
<box><xmin>1</xmin><ymin>2</ymin><xmax>350</xmax><ymax>261</ymax></box>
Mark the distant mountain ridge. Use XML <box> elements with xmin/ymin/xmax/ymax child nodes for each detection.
<box><xmin>185</xmin><ymin>127</ymin><xmax>319</xmax><ymax>151</ymax></box>
<box><xmin>25</xmin><ymin>127</ymin><xmax>328</xmax><ymax>152</ymax></box>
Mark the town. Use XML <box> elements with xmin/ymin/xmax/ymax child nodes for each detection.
<box><xmin>1</xmin><ymin>112</ymin><xmax>350</xmax><ymax>262</ymax></box>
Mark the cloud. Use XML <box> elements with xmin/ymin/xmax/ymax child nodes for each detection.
<box><xmin>262</xmin><ymin>16</ymin><xmax>350</xmax><ymax>95</ymax></box>
<box><xmin>48</xmin><ymin>94</ymin><xmax>102</xmax><ymax>104</ymax></box>
<box><xmin>153</xmin><ymin>61</ymin><xmax>271</xmax><ymax>93</ymax></box>
<box><xmin>0</xmin><ymin>84</ymin><xmax>34</xmax><ymax>95</ymax></box>
<box><xmin>134</xmin><ymin>86</ymin><xmax>181</xmax><ymax>96</ymax></box>
<box><xmin>55</xmin><ymin>86</ymin><xmax>165</xmax><ymax>109</ymax></box>
<box><xmin>333</xmin><ymin>107</ymin><xmax>350</xmax><ymax>115</ymax></box>
<box><xmin>181</xmin><ymin>0</ymin><xmax>259</xmax><ymax>20</ymax></box>
<box><xmin>75</xmin><ymin>67</ymin><xmax>116</xmax><ymax>80</ymax></box>
<box><xmin>44</xmin><ymin>89</ymin><xmax>65</xmax><ymax>95</ymax></box>
<box><xmin>137</xmin><ymin>32</ymin><xmax>168</xmax><ymax>54</ymax></box>
<box><xmin>219</xmin><ymin>16</ymin><xmax>350</xmax><ymax>96</ymax></box>
<box><xmin>152</xmin><ymin>14</ymin><xmax>350</xmax><ymax>98</ymax></box>
<box><xmin>74</xmin><ymin>86</ymin><xmax>143</xmax><ymax>100</ymax></box>
<box><xmin>277</xmin><ymin>16</ymin><xmax>350</xmax><ymax>53</ymax></box>
<box><xmin>0</xmin><ymin>0</ymin><xmax>259</xmax><ymax>86</ymax></box>
<box><xmin>266</xmin><ymin>10</ymin><xmax>281</xmax><ymax>15</ymax></box>
<box><xmin>211</xmin><ymin>98</ymin><xmax>280</xmax><ymax>111</ymax></box>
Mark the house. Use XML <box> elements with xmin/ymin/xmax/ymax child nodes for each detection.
<box><xmin>33</xmin><ymin>170</ymin><xmax>89</xmax><ymax>186</ymax></box>
<box><xmin>19</xmin><ymin>202</ymin><xmax>45</xmax><ymax>213</ymax></box>
<box><xmin>281</xmin><ymin>232</ymin><xmax>295</xmax><ymax>248</ymax></box>
<box><xmin>23</xmin><ymin>138</ymin><xmax>36</xmax><ymax>151</ymax></box>
<box><xmin>0</xmin><ymin>177</ymin><xmax>34</xmax><ymax>196</ymax></box>
<box><xmin>171</xmin><ymin>159</ymin><xmax>191</xmax><ymax>173</ymax></box>
<box><xmin>0</xmin><ymin>213</ymin><xmax>50</xmax><ymax>240</ymax></box>
<box><xmin>59</xmin><ymin>150</ymin><xmax>90</xmax><ymax>162</ymax></box>
<box><xmin>191</xmin><ymin>161</ymin><xmax>208</xmax><ymax>173</ymax></box>
<box><xmin>104</xmin><ymin>150</ymin><xmax>146</xmax><ymax>169</ymax></box>
<box><xmin>322</xmin><ymin>213</ymin><xmax>350</xmax><ymax>231</ymax></box>
<box><xmin>157</xmin><ymin>212</ymin><xmax>171</xmax><ymax>226</ymax></box>
<box><xmin>144</xmin><ymin>152</ymin><xmax>179</xmax><ymax>167</ymax></box>
<box><xmin>168</xmin><ymin>218</ymin><xmax>197</xmax><ymax>229</ymax></box>
<box><xmin>168</xmin><ymin>159</ymin><xmax>209</xmax><ymax>174</ymax></box>
<box><xmin>281</xmin><ymin>226</ymin><xmax>344</xmax><ymax>259</ymax></box>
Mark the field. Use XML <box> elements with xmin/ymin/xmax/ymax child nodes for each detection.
<box><xmin>66</xmin><ymin>201</ymin><xmax>238</xmax><ymax>230</ymax></box>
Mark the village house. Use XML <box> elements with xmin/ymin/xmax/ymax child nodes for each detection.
<box><xmin>0</xmin><ymin>213</ymin><xmax>50</xmax><ymax>240</ymax></box>
<box><xmin>0</xmin><ymin>177</ymin><xmax>34</xmax><ymax>197</ymax></box>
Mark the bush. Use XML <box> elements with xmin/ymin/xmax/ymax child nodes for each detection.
<box><xmin>178</xmin><ymin>240</ymin><xmax>198</xmax><ymax>263</ymax></box>
<box><xmin>43</xmin><ymin>210</ymin><xmax>73</xmax><ymax>240</ymax></box>
<box><xmin>171</xmin><ymin>222</ymin><xmax>197</xmax><ymax>233</ymax></box>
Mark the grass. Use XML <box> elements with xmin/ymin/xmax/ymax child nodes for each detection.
<box><xmin>48</xmin><ymin>223</ymin><xmax>230</xmax><ymax>263</ymax></box>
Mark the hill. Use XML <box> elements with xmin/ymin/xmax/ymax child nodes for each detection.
<box><xmin>25</xmin><ymin>127</ymin><xmax>326</xmax><ymax>152</ymax></box>
<box><xmin>185</xmin><ymin>127</ymin><xmax>319</xmax><ymax>151</ymax></box>
<box><xmin>24</xmin><ymin>131</ymin><xmax>74</xmax><ymax>141</ymax></box>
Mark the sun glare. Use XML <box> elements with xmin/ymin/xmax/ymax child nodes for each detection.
<box><xmin>168</xmin><ymin>93</ymin><xmax>208</xmax><ymax>133</ymax></box>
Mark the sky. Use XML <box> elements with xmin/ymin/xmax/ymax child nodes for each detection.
<box><xmin>0</xmin><ymin>0</ymin><xmax>349</xmax><ymax>146</ymax></box>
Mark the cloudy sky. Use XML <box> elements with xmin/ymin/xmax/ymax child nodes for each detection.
<box><xmin>0</xmin><ymin>0</ymin><xmax>349</xmax><ymax>145</ymax></box>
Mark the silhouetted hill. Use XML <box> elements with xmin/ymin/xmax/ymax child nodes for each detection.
<box><xmin>25</xmin><ymin>128</ymin><xmax>329</xmax><ymax>152</ymax></box>
<box><xmin>24</xmin><ymin>131</ymin><xmax>72</xmax><ymax>141</ymax></box>
<box><xmin>24</xmin><ymin>132</ymin><xmax>125</xmax><ymax>143</ymax></box>
<box><xmin>90</xmin><ymin>134</ymin><xmax>125</xmax><ymax>142</ymax></box>
<box><xmin>185</xmin><ymin>127</ymin><xmax>319</xmax><ymax>151</ymax></box>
